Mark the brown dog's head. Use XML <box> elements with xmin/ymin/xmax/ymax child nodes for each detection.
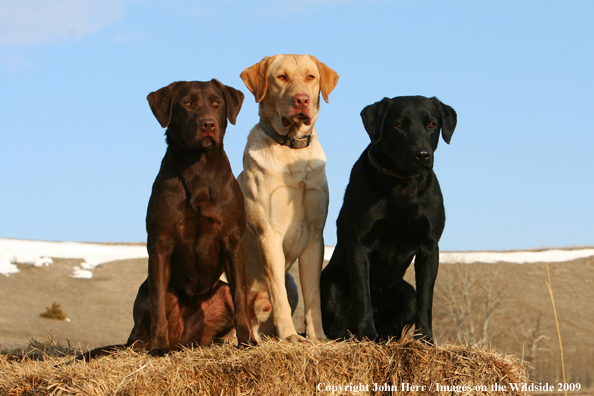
<box><xmin>240</xmin><ymin>54</ymin><xmax>338</xmax><ymax>136</ymax></box>
<box><xmin>147</xmin><ymin>79</ymin><xmax>244</xmax><ymax>150</ymax></box>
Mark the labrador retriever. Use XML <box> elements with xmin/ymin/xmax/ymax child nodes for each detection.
<box><xmin>321</xmin><ymin>96</ymin><xmax>457</xmax><ymax>343</ymax></box>
<box><xmin>238</xmin><ymin>54</ymin><xmax>339</xmax><ymax>342</ymax></box>
<box><xmin>129</xmin><ymin>79</ymin><xmax>256</xmax><ymax>356</ymax></box>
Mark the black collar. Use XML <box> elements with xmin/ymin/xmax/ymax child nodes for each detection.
<box><xmin>258</xmin><ymin>119</ymin><xmax>312</xmax><ymax>149</ymax></box>
<box><xmin>367</xmin><ymin>150</ymin><xmax>411</xmax><ymax>179</ymax></box>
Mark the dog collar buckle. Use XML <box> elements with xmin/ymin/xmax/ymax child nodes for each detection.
<box><xmin>259</xmin><ymin>119</ymin><xmax>312</xmax><ymax>149</ymax></box>
<box><xmin>288</xmin><ymin>134</ymin><xmax>311</xmax><ymax>149</ymax></box>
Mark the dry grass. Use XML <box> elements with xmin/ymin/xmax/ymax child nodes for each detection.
<box><xmin>39</xmin><ymin>302</ymin><xmax>67</xmax><ymax>321</ymax></box>
<box><xmin>0</xmin><ymin>336</ymin><xmax>529</xmax><ymax>396</ymax></box>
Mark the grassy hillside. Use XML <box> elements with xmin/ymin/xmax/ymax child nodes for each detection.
<box><xmin>0</xmin><ymin>253</ymin><xmax>592</xmax><ymax>391</ymax></box>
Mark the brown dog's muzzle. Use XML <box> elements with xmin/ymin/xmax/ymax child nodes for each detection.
<box><xmin>195</xmin><ymin>118</ymin><xmax>219</xmax><ymax>148</ymax></box>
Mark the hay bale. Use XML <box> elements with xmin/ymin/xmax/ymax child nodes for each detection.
<box><xmin>0</xmin><ymin>337</ymin><xmax>529</xmax><ymax>395</ymax></box>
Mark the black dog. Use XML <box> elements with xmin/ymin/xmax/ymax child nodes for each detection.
<box><xmin>321</xmin><ymin>96</ymin><xmax>457</xmax><ymax>343</ymax></box>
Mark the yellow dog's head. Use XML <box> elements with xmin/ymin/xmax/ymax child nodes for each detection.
<box><xmin>241</xmin><ymin>54</ymin><xmax>339</xmax><ymax>136</ymax></box>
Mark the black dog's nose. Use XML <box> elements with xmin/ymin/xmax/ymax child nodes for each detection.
<box><xmin>200</xmin><ymin>119</ymin><xmax>217</xmax><ymax>132</ymax></box>
<box><xmin>415</xmin><ymin>150</ymin><xmax>431</xmax><ymax>163</ymax></box>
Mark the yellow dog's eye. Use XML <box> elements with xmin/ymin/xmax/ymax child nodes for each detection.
<box><xmin>307</xmin><ymin>74</ymin><xmax>315</xmax><ymax>81</ymax></box>
<box><xmin>277</xmin><ymin>75</ymin><xmax>287</xmax><ymax>81</ymax></box>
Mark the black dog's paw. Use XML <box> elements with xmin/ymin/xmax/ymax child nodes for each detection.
<box><xmin>414</xmin><ymin>332</ymin><xmax>435</xmax><ymax>346</ymax></box>
<box><xmin>355</xmin><ymin>323</ymin><xmax>379</xmax><ymax>341</ymax></box>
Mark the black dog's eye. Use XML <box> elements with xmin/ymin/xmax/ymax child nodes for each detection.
<box><xmin>395</xmin><ymin>123</ymin><xmax>404</xmax><ymax>129</ymax></box>
<box><xmin>428</xmin><ymin>122</ymin><xmax>435</xmax><ymax>128</ymax></box>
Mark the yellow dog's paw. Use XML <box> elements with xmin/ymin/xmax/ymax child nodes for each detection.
<box><xmin>284</xmin><ymin>333</ymin><xmax>307</xmax><ymax>343</ymax></box>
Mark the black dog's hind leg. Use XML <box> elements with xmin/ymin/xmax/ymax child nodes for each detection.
<box><xmin>320</xmin><ymin>262</ymin><xmax>353</xmax><ymax>339</ymax></box>
<box><xmin>373</xmin><ymin>279</ymin><xmax>416</xmax><ymax>341</ymax></box>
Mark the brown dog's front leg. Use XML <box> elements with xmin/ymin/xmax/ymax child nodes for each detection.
<box><xmin>148</xmin><ymin>245</ymin><xmax>172</xmax><ymax>356</ymax></box>
<box><xmin>223</xmin><ymin>240</ymin><xmax>256</xmax><ymax>346</ymax></box>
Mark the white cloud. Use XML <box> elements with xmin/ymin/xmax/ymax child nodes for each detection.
<box><xmin>0</xmin><ymin>53</ymin><xmax>35</xmax><ymax>72</ymax></box>
<box><xmin>256</xmin><ymin>0</ymin><xmax>355</xmax><ymax>16</ymax></box>
<box><xmin>0</xmin><ymin>0</ymin><xmax>126</xmax><ymax>48</ymax></box>
<box><xmin>113</xmin><ymin>31</ymin><xmax>147</xmax><ymax>44</ymax></box>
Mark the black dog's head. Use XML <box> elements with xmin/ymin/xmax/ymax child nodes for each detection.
<box><xmin>148</xmin><ymin>79</ymin><xmax>244</xmax><ymax>150</ymax></box>
<box><xmin>361</xmin><ymin>96</ymin><xmax>457</xmax><ymax>177</ymax></box>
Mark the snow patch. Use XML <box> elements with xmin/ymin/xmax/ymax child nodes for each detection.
<box><xmin>0</xmin><ymin>238</ymin><xmax>148</xmax><ymax>278</ymax></box>
<box><xmin>439</xmin><ymin>249</ymin><xmax>594</xmax><ymax>264</ymax></box>
<box><xmin>2</xmin><ymin>238</ymin><xmax>593</xmax><ymax>278</ymax></box>
<box><xmin>323</xmin><ymin>246</ymin><xmax>594</xmax><ymax>264</ymax></box>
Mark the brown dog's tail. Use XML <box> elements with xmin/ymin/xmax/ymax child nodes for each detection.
<box><xmin>75</xmin><ymin>341</ymin><xmax>148</xmax><ymax>361</ymax></box>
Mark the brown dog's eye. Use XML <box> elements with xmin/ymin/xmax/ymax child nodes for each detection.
<box><xmin>184</xmin><ymin>101</ymin><xmax>192</xmax><ymax>106</ymax></box>
<box><xmin>213</xmin><ymin>100</ymin><xmax>221</xmax><ymax>106</ymax></box>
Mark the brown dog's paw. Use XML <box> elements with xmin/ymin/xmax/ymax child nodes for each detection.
<box><xmin>149</xmin><ymin>348</ymin><xmax>169</xmax><ymax>357</ymax></box>
<box><xmin>237</xmin><ymin>336</ymin><xmax>259</xmax><ymax>348</ymax></box>
<box><xmin>235</xmin><ymin>326</ymin><xmax>259</xmax><ymax>347</ymax></box>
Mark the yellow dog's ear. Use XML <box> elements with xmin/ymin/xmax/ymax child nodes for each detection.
<box><xmin>240</xmin><ymin>56</ymin><xmax>273</xmax><ymax>103</ymax></box>
<box><xmin>310</xmin><ymin>56</ymin><xmax>339</xmax><ymax>103</ymax></box>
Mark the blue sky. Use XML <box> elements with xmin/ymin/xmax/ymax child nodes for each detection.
<box><xmin>1</xmin><ymin>0</ymin><xmax>593</xmax><ymax>251</ymax></box>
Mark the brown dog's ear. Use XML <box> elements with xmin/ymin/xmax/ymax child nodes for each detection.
<box><xmin>240</xmin><ymin>56</ymin><xmax>273</xmax><ymax>103</ymax></box>
<box><xmin>361</xmin><ymin>97</ymin><xmax>391</xmax><ymax>144</ymax></box>
<box><xmin>147</xmin><ymin>82</ymin><xmax>182</xmax><ymax>128</ymax></box>
<box><xmin>310</xmin><ymin>56</ymin><xmax>339</xmax><ymax>104</ymax></box>
<box><xmin>211</xmin><ymin>79</ymin><xmax>245</xmax><ymax>125</ymax></box>
<box><xmin>431</xmin><ymin>97</ymin><xmax>457</xmax><ymax>144</ymax></box>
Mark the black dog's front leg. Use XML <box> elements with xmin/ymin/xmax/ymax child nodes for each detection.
<box><xmin>414</xmin><ymin>244</ymin><xmax>439</xmax><ymax>343</ymax></box>
<box><xmin>347</xmin><ymin>244</ymin><xmax>378</xmax><ymax>340</ymax></box>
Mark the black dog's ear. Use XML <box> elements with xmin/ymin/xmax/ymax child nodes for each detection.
<box><xmin>211</xmin><ymin>79</ymin><xmax>245</xmax><ymax>125</ymax></box>
<box><xmin>361</xmin><ymin>97</ymin><xmax>391</xmax><ymax>144</ymax></box>
<box><xmin>147</xmin><ymin>82</ymin><xmax>182</xmax><ymax>128</ymax></box>
<box><xmin>431</xmin><ymin>97</ymin><xmax>457</xmax><ymax>144</ymax></box>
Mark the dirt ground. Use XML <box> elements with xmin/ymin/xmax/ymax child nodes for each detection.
<box><xmin>0</xmin><ymin>256</ymin><xmax>309</xmax><ymax>349</ymax></box>
<box><xmin>0</xmin><ymin>257</ymin><xmax>147</xmax><ymax>349</ymax></box>
<box><xmin>2</xmin><ymin>256</ymin><xmax>594</xmax><ymax>351</ymax></box>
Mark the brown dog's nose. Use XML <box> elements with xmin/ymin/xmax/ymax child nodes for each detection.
<box><xmin>293</xmin><ymin>94</ymin><xmax>310</xmax><ymax>109</ymax></box>
<box><xmin>200</xmin><ymin>119</ymin><xmax>217</xmax><ymax>132</ymax></box>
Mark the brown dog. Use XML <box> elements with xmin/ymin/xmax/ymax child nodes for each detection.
<box><xmin>126</xmin><ymin>79</ymin><xmax>255</xmax><ymax>356</ymax></box>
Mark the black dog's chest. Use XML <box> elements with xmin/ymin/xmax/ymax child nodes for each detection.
<box><xmin>364</xmin><ymin>210</ymin><xmax>432</xmax><ymax>286</ymax></box>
